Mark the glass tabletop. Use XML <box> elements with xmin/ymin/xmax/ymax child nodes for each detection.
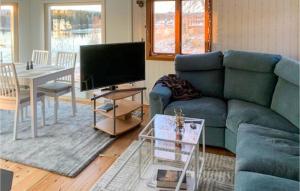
<box><xmin>139</xmin><ymin>114</ymin><xmax>204</xmax><ymax>146</ymax></box>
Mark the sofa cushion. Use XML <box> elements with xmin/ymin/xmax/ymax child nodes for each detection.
<box><xmin>164</xmin><ymin>97</ymin><xmax>227</xmax><ymax>127</ymax></box>
<box><xmin>175</xmin><ymin>51</ymin><xmax>223</xmax><ymax>71</ymax></box>
<box><xmin>274</xmin><ymin>57</ymin><xmax>299</xmax><ymax>86</ymax></box>
<box><xmin>224</xmin><ymin>68</ymin><xmax>277</xmax><ymax>107</ymax></box>
<box><xmin>236</xmin><ymin>124</ymin><xmax>299</xmax><ymax>181</ymax></box>
<box><xmin>224</xmin><ymin>50</ymin><xmax>280</xmax><ymax>107</ymax></box>
<box><xmin>177</xmin><ymin>70</ymin><xmax>224</xmax><ymax>98</ymax></box>
<box><xmin>235</xmin><ymin>171</ymin><xmax>299</xmax><ymax>191</ymax></box>
<box><xmin>224</xmin><ymin>50</ymin><xmax>281</xmax><ymax>73</ymax></box>
<box><xmin>175</xmin><ymin>52</ymin><xmax>224</xmax><ymax>98</ymax></box>
<box><xmin>271</xmin><ymin>57</ymin><xmax>299</xmax><ymax>128</ymax></box>
<box><xmin>226</xmin><ymin>99</ymin><xmax>299</xmax><ymax>134</ymax></box>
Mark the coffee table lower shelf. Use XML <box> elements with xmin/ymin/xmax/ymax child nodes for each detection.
<box><xmin>95</xmin><ymin>116</ymin><xmax>142</xmax><ymax>136</ymax></box>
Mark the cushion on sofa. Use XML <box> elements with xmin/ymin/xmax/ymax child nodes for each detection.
<box><xmin>235</xmin><ymin>171</ymin><xmax>299</xmax><ymax>191</ymax></box>
<box><xmin>224</xmin><ymin>50</ymin><xmax>281</xmax><ymax>107</ymax></box>
<box><xmin>164</xmin><ymin>97</ymin><xmax>227</xmax><ymax>127</ymax></box>
<box><xmin>274</xmin><ymin>57</ymin><xmax>299</xmax><ymax>86</ymax></box>
<box><xmin>175</xmin><ymin>52</ymin><xmax>224</xmax><ymax>98</ymax></box>
<box><xmin>226</xmin><ymin>99</ymin><xmax>299</xmax><ymax>134</ymax></box>
<box><xmin>175</xmin><ymin>51</ymin><xmax>223</xmax><ymax>71</ymax></box>
<box><xmin>224</xmin><ymin>50</ymin><xmax>281</xmax><ymax>72</ymax></box>
<box><xmin>177</xmin><ymin>70</ymin><xmax>224</xmax><ymax>98</ymax></box>
<box><xmin>236</xmin><ymin>124</ymin><xmax>299</xmax><ymax>181</ymax></box>
<box><xmin>224</xmin><ymin>68</ymin><xmax>277</xmax><ymax>106</ymax></box>
<box><xmin>271</xmin><ymin>57</ymin><xmax>300</xmax><ymax>128</ymax></box>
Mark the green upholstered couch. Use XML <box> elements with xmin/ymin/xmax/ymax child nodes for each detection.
<box><xmin>149</xmin><ymin>50</ymin><xmax>299</xmax><ymax>191</ymax></box>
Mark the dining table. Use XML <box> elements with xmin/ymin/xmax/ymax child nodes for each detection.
<box><xmin>15</xmin><ymin>63</ymin><xmax>76</xmax><ymax>138</ymax></box>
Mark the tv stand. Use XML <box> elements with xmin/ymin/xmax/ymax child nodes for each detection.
<box><xmin>91</xmin><ymin>86</ymin><xmax>146</xmax><ymax>136</ymax></box>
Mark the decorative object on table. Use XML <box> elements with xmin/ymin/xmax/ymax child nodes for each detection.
<box><xmin>30</xmin><ymin>60</ymin><xmax>33</xmax><ymax>69</ymax></box>
<box><xmin>26</xmin><ymin>61</ymin><xmax>30</xmax><ymax>70</ymax></box>
<box><xmin>156</xmin><ymin>169</ymin><xmax>187</xmax><ymax>190</ymax></box>
<box><xmin>174</xmin><ymin>108</ymin><xmax>184</xmax><ymax>129</ymax></box>
<box><xmin>185</xmin><ymin>120</ymin><xmax>203</xmax><ymax>130</ymax></box>
<box><xmin>154</xmin><ymin>74</ymin><xmax>201</xmax><ymax>101</ymax></box>
<box><xmin>190</xmin><ymin>122</ymin><xmax>196</xmax><ymax>129</ymax></box>
<box><xmin>175</xmin><ymin>127</ymin><xmax>183</xmax><ymax>148</ymax></box>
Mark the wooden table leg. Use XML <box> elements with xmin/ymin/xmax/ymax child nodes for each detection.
<box><xmin>30</xmin><ymin>80</ymin><xmax>37</xmax><ymax>138</ymax></box>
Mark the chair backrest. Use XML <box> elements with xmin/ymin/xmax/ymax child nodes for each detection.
<box><xmin>56</xmin><ymin>51</ymin><xmax>77</xmax><ymax>82</ymax></box>
<box><xmin>56</xmin><ymin>51</ymin><xmax>77</xmax><ymax>68</ymax></box>
<box><xmin>0</xmin><ymin>63</ymin><xmax>19</xmax><ymax>99</ymax></box>
<box><xmin>32</xmin><ymin>50</ymin><xmax>49</xmax><ymax>65</ymax></box>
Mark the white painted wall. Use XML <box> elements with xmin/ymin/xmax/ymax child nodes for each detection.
<box><xmin>212</xmin><ymin>0</ymin><xmax>299</xmax><ymax>60</ymax></box>
<box><xmin>132</xmin><ymin>0</ymin><xmax>300</xmax><ymax>103</ymax></box>
<box><xmin>105</xmin><ymin>0</ymin><xmax>132</xmax><ymax>43</ymax></box>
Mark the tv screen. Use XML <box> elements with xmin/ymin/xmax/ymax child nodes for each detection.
<box><xmin>80</xmin><ymin>42</ymin><xmax>145</xmax><ymax>91</ymax></box>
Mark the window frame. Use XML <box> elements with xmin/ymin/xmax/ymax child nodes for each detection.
<box><xmin>44</xmin><ymin>1</ymin><xmax>106</xmax><ymax>64</ymax></box>
<box><xmin>146</xmin><ymin>0</ymin><xmax>212</xmax><ymax>61</ymax></box>
<box><xmin>0</xmin><ymin>3</ymin><xmax>19</xmax><ymax>63</ymax></box>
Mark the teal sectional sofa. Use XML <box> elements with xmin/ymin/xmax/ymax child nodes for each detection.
<box><xmin>149</xmin><ymin>50</ymin><xmax>299</xmax><ymax>191</ymax></box>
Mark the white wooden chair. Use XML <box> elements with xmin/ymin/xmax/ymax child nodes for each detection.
<box><xmin>0</xmin><ymin>63</ymin><xmax>45</xmax><ymax>140</ymax></box>
<box><xmin>32</xmin><ymin>50</ymin><xmax>49</xmax><ymax>65</ymax></box>
<box><xmin>38</xmin><ymin>52</ymin><xmax>77</xmax><ymax>123</ymax></box>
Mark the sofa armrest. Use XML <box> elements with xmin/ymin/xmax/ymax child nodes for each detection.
<box><xmin>149</xmin><ymin>83</ymin><xmax>172</xmax><ymax>118</ymax></box>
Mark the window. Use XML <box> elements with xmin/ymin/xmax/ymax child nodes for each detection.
<box><xmin>46</xmin><ymin>3</ymin><xmax>104</xmax><ymax>81</ymax></box>
<box><xmin>0</xmin><ymin>4</ymin><xmax>18</xmax><ymax>63</ymax></box>
<box><xmin>146</xmin><ymin>0</ymin><xmax>212</xmax><ymax>60</ymax></box>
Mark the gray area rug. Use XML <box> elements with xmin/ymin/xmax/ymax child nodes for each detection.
<box><xmin>0</xmin><ymin>101</ymin><xmax>114</xmax><ymax>177</ymax></box>
<box><xmin>91</xmin><ymin>141</ymin><xmax>235</xmax><ymax>191</ymax></box>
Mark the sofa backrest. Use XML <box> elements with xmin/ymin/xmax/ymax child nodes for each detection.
<box><xmin>223</xmin><ymin>50</ymin><xmax>281</xmax><ymax>107</ymax></box>
<box><xmin>271</xmin><ymin>57</ymin><xmax>299</xmax><ymax>128</ymax></box>
<box><xmin>175</xmin><ymin>51</ymin><xmax>224</xmax><ymax>98</ymax></box>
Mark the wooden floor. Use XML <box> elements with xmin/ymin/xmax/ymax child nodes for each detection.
<box><xmin>0</xmin><ymin>102</ymin><xmax>234</xmax><ymax>191</ymax></box>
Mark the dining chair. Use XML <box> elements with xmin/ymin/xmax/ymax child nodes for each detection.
<box><xmin>0</xmin><ymin>63</ymin><xmax>45</xmax><ymax>140</ymax></box>
<box><xmin>32</xmin><ymin>50</ymin><xmax>49</xmax><ymax>65</ymax></box>
<box><xmin>38</xmin><ymin>51</ymin><xmax>77</xmax><ymax>123</ymax></box>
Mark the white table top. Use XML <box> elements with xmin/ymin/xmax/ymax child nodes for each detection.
<box><xmin>15</xmin><ymin>63</ymin><xmax>71</xmax><ymax>79</ymax></box>
<box><xmin>14</xmin><ymin>63</ymin><xmax>74</xmax><ymax>86</ymax></box>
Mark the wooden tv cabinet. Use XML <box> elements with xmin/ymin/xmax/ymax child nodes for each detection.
<box><xmin>91</xmin><ymin>87</ymin><xmax>146</xmax><ymax>136</ymax></box>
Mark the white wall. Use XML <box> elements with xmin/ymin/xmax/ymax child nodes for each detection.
<box><xmin>105</xmin><ymin>0</ymin><xmax>132</xmax><ymax>43</ymax></box>
<box><xmin>132</xmin><ymin>0</ymin><xmax>300</xmax><ymax>104</ymax></box>
<box><xmin>212</xmin><ymin>0</ymin><xmax>299</xmax><ymax>60</ymax></box>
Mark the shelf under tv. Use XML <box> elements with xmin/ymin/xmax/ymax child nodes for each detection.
<box><xmin>92</xmin><ymin>86</ymin><xmax>146</xmax><ymax>136</ymax></box>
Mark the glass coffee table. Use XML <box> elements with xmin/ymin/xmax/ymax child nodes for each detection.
<box><xmin>99</xmin><ymin>114</ymin><xmax>205</xmax><ymax>191</ymax></box>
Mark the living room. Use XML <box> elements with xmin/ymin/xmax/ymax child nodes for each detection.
<box><xmin>0</xmin><ymin>0</ymin><xmax>299</xmax><ymax>191</ymax></box>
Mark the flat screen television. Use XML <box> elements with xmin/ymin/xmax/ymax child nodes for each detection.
<box><xmin>80</xmin><ymin>42</ymin><xmax>145</xmax><ymax>91</ymax></box>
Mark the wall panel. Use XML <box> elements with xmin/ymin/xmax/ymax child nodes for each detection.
<box><xmin>212</xmin><ymin>0</ymin><xmax>299</xmax><ymax>60</ymax></box>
